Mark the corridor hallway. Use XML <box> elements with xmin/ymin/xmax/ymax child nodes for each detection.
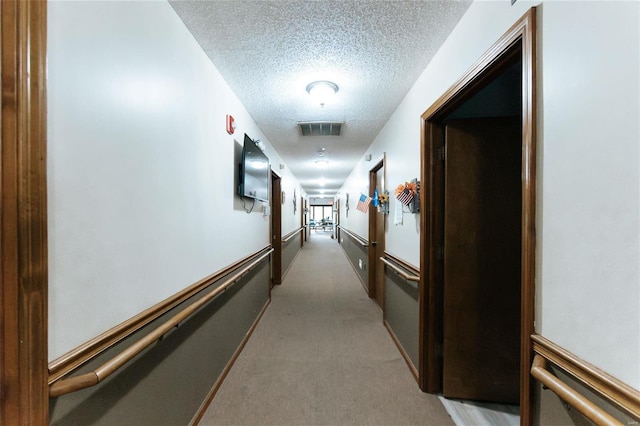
<box><xmin>200</xmin><ymin>232</ymin><xmax>454</xmax><ymax>425</ymax></box>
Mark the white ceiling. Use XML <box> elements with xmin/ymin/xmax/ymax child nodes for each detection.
<box><xmin>169</xmin><ymin>0</ymin><xmax>472</xmax><ymax>198</ymax></box>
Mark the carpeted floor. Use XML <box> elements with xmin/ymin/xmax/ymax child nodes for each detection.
<box><xmin>199</xmin><ymin>233</ymin><xmax>454</xmax><ymax>426</ymax></box>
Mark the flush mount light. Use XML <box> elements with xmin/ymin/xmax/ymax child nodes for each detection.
<box><xmin>315</xmin><ymin>159</ymin><xmax>329</xmax><ymax>169</ymax></box>
<box><xmin>306</xmin><ymin>81</ymin><xmax>338</xmax><ymax>107</ymax></box>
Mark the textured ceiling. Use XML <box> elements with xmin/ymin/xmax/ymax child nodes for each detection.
<box><xmin>169</xmin><ymin>0</ymin><xmax>472</xmax><ymax>197</ymax></box>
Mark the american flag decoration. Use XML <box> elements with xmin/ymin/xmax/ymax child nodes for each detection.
<box><xmin>395</xmin><ymin>181</ymin><xmax>417</xmax><ymax>206</ymax></box>
<box><xmin>356</xmin><ymin>193</ymin><xmax>372</xmax><ymax>213</ymax></box>
<box><xmin>397</xmin><ymin>189</ymin><xmax>414</xmax><ymax>206</ymax></box>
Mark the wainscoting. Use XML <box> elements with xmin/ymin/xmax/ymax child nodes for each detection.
<box><xmin>337</xmin><ymin>226</ymin><xmax>369</xmax><ymax>294</ymax></box>
<box><xmin>281</xmin><ymin>227</ymin><xmax>304</xmax><ymax>281</ymax></box>
<box><xmin>48</xmin><ymin>248</ymin><xmax>272</xmax><ymax>425</ymax></box>
<box><xmin>532</xmin><ymin>335</ymin><xmax>640</xmax><ymax>425</ymax></box>
<box><xmin>381</xmin><ymin>253</ymin><xmax>420</xmax><ymax>382</ymax></box>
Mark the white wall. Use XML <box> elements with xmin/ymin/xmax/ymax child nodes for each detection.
<box><xmin>47</xmin><ymin>1</ymin><xmax>301</xmax><ymax>360</ymax></box>
<box><xmin>338</xmin><ymin>0</ymin><xmax>639</xmax><ymax>389</ymax></box>
<box><xmin>537</xmin><ymin>1</ymin><xmax>639</xmax><ymax>388</ymax></box>
<box><xmin>340</xmin><ymin>0</ymin><xmax>537</xmax><ymax>267</ymax></box>
<box><xmin>279</xmin><ymin>172</ymin><xmax>305</xmax><ymax>235</ymax></box>
<box><xmin>337</xmin><ymin>159</ymin><xmax>375</xmax><ymax>240</ymax></box>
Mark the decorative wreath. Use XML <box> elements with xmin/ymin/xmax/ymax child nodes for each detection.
<box><xmin>395</xmin><ymin>181</ymin><xmax>418</xmax><ymax>197</ymax></box>
<box><xmin>395</xmin><ymin>181</ymin><xmax>418</xmax><ymax>207</ymax></box>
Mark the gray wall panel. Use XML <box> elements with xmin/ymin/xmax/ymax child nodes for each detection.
<box><xmin>339</xmin><ymin>230</ymin><xmax>368</xmax><ymax>290</ymax></box>
<box><xmin>282</xmin><ymin>232</ymin><xmax>302</xmax><ymax>279</ymax></box>
<box><xmin>50</xmin><ymin>259</ymin><xmax>270</xmax><ymax>425</ymax></box>
<box><xmin>384</xmin><ymin>270</ymin><xmax>419</xmax><ymax>369</ymax></box>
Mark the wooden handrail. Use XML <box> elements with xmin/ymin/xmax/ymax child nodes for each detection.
<box><xmin>48</xmin><ymin>246</ymin><xmax>271</xmax><ymax>384</ymax></box>
<box><xmin>380</xmin><ymin>257</ymin><xmax>420</xmax><ymax>283</ymax></box>
<box><xmin>531</xmin><ymin>355</ymin><xmax>623</xmax><ymax>426</ymax></box>
<box><xmin>49</xmin><ymin>248</ymin><xmax>273</xmax><ymax>398</ymax></box>
<box><xmin>337</xmin><ymin>225</ymin><xmax>368</xmax><ymax>247</ymax></box>
<box><xmin>532</xmin><ymin>334</ymin><xmax>640</xmax><ymax>420</ymax></box>
<box><xmin>282</xmin><ymin>227</ymin><xmax>304</xmax><ymax>242</ymax></box>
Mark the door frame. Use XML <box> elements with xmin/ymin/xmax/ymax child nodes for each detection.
<box><xmin>419</xmin><ymin>9</ymin><xmax>536</xmax><ymax>425</ymax></box>
<box><xmin>303</xmin><ymin>198</ymin><xmax>308</xmax><ymax>242</ymax></box>
<box><xmin>0</xmin><ymin>1</ymin><xmax>49</xmax><ymax>424</ymax></box>
<box><xmin>300</xmin><ymin>194</ymin><xmax>305</xmax><ymax>246</ymax></box>
<box><xmin>333</xmin><ymin>199</ymin><xmax>339</xmax><ymax>241</ymax></box>
<box><xmin>367</xmin><ymin>155</ymin><xmax>386</xmax><ymax>306</ymax></box>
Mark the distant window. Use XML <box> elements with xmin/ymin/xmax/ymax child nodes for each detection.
<box><xmin>311</xmin><ymin>205</ymin><xmax>332</xmax><ymax>222</ymax></box>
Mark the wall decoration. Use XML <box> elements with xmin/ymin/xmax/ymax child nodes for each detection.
<box><xmin>356</xmin><ymin>193</ymin><xmax>372</xmax><ymax>213</ymax></box>
<box><xmin>394</xmin><ymin>196</ymin><xmax>403</xmax><ymax>225</ymax></box>
<box><xmin>377</xmin><ymin>190</ymin><xmax>389</xmax><ymax>215</ymax></box>
<box><xmin>372</xmin><ymin>187</ymin><xmax>389</xmax><ymax>214</ymax></box>
<box><xmin>293</xmin><ymin>189</ymin><xmax>297</xmax><ymax>213</ymax></box>
<box><xmin>345</xmin><ymin>193</ymin><xmax>349</xmax><ymax>217</ymax></box>
<box><xmin>395</xmin><ymin>181</ymin><xmax>417</xmax><ymax>205</ymax></box>
<box><xmin>378</xmin><ymin>191</ymin><xmax>389</xmax><ymax>205</ymax></box>
<box><xmin>395</xmin><ymin>179</ymin><xmax>420</xmax><ymax>214</ymax></box>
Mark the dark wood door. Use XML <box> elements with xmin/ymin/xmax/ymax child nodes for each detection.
<box><xmin>442</xmin><ymin>117</ymin><xmax>521</xmax><ymax>404</ymax></box>
<box><xmin>271</xmin><ymin>172</ymin><xmax>282</xmax><ymax>285</ymax></box>
<box><xmin>374</xmin><ymin>169</ymin><xmax>385</xmax><ymax>309</ymax></box>
<box><xmin>368</xmin><ymin>159</ymin><xmax>386</xmax><ymax>308</ymax></box>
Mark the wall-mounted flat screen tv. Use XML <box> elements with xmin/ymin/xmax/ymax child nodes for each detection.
<box><xmin>239</xmin><ymin>134</ymin><xmax>269</xmax><ymax>202</ymax></box>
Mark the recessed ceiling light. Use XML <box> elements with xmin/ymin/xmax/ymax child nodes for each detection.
<box><xmin>306</xmin><ymin>81</ymin><xmax>338</xmax><ymax>107</ymax></box>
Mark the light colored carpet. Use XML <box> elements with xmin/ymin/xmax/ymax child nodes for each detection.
<box><xmin>199</xmin><ymin>233</ymin><xmax>454</xmax><ymax>426</ymax></box>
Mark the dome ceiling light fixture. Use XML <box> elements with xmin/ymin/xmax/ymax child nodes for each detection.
<box><xmin>306</xmin><ymin>80</ymin><xmax>338</xmax><ymax>108</ymax></box>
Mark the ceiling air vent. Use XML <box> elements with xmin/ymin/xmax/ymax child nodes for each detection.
<box><xmin>298</xmin><ymin>121</ymin><xmax>343</xmax><ymax>136</ymax></box>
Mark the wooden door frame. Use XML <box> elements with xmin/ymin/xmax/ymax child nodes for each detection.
<box><xmin>419</xmin><ymin>9</ymin><xmax>536</xmax><ymax>426</ymax></box>
<box><xmin>333</xmin><ymin>198</ymin><xmax>340</xmax><ymax>244</ymax></box>
<box><xmin>303</xmin><ymin>198</ymin><xmax>308</xmax><ymax>242</ymax></box>
<box><xmin>300</xmin><ymin>194</ymin><xmax>305</xmax><ymax>246</ymax></box>
<box><xmin>1</xmin><ymin>1</ymin><xmax>49</xmax><ymax>424</ymax></box>
<box><xmin>270</xmin><ymin>171</ymin><xmax>282</xmax><ymax>285</ymax></box>
<box><xmin>367</xmin><ymin>156</ymin><xmax>385</xmax><ymax>302</ymax></box>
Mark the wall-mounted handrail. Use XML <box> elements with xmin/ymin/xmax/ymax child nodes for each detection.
<box><xmin>531</xmin><ymin>355</ymin><xmax>623</xmax><ymax>426</ymax></box>
<box><xmin>49</xmin><ymin>246</ymin><xmax>271</xmax><ymax>384</ymax></box>
<box><xmin>49</xmin><ymin>248</ymin><xmax>273</xmax><ymax>398</ymax></box>
<box><xmin>282</xmin><ymin>227</ymin><xmax>304</xmax><ymax>242</ymax></box>
<box><xmin>532</xmin><ymin>334</ymin><xmax>640</xmax><ymax>420</ymax></box>
<box><xmin>337</xmin><ymin>225</ymin><xmax>368</xmax><ymax>247</ymax></box>
<box><xmin>380</xmin><ymin>257</ymin><xmax>420</xmax><ymax>283</ymax></box>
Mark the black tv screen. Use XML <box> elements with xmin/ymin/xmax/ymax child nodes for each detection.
<box><xmin>239</xmin><ymin>134</ymin><xmax>269</xmax><ymax>202</ymax></box>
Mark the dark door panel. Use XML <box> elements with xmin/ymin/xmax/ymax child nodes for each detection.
<box><xmin>442</xmin><ymin>117</ymin><xmax>521</xmax><ymax>404</ymax></box>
